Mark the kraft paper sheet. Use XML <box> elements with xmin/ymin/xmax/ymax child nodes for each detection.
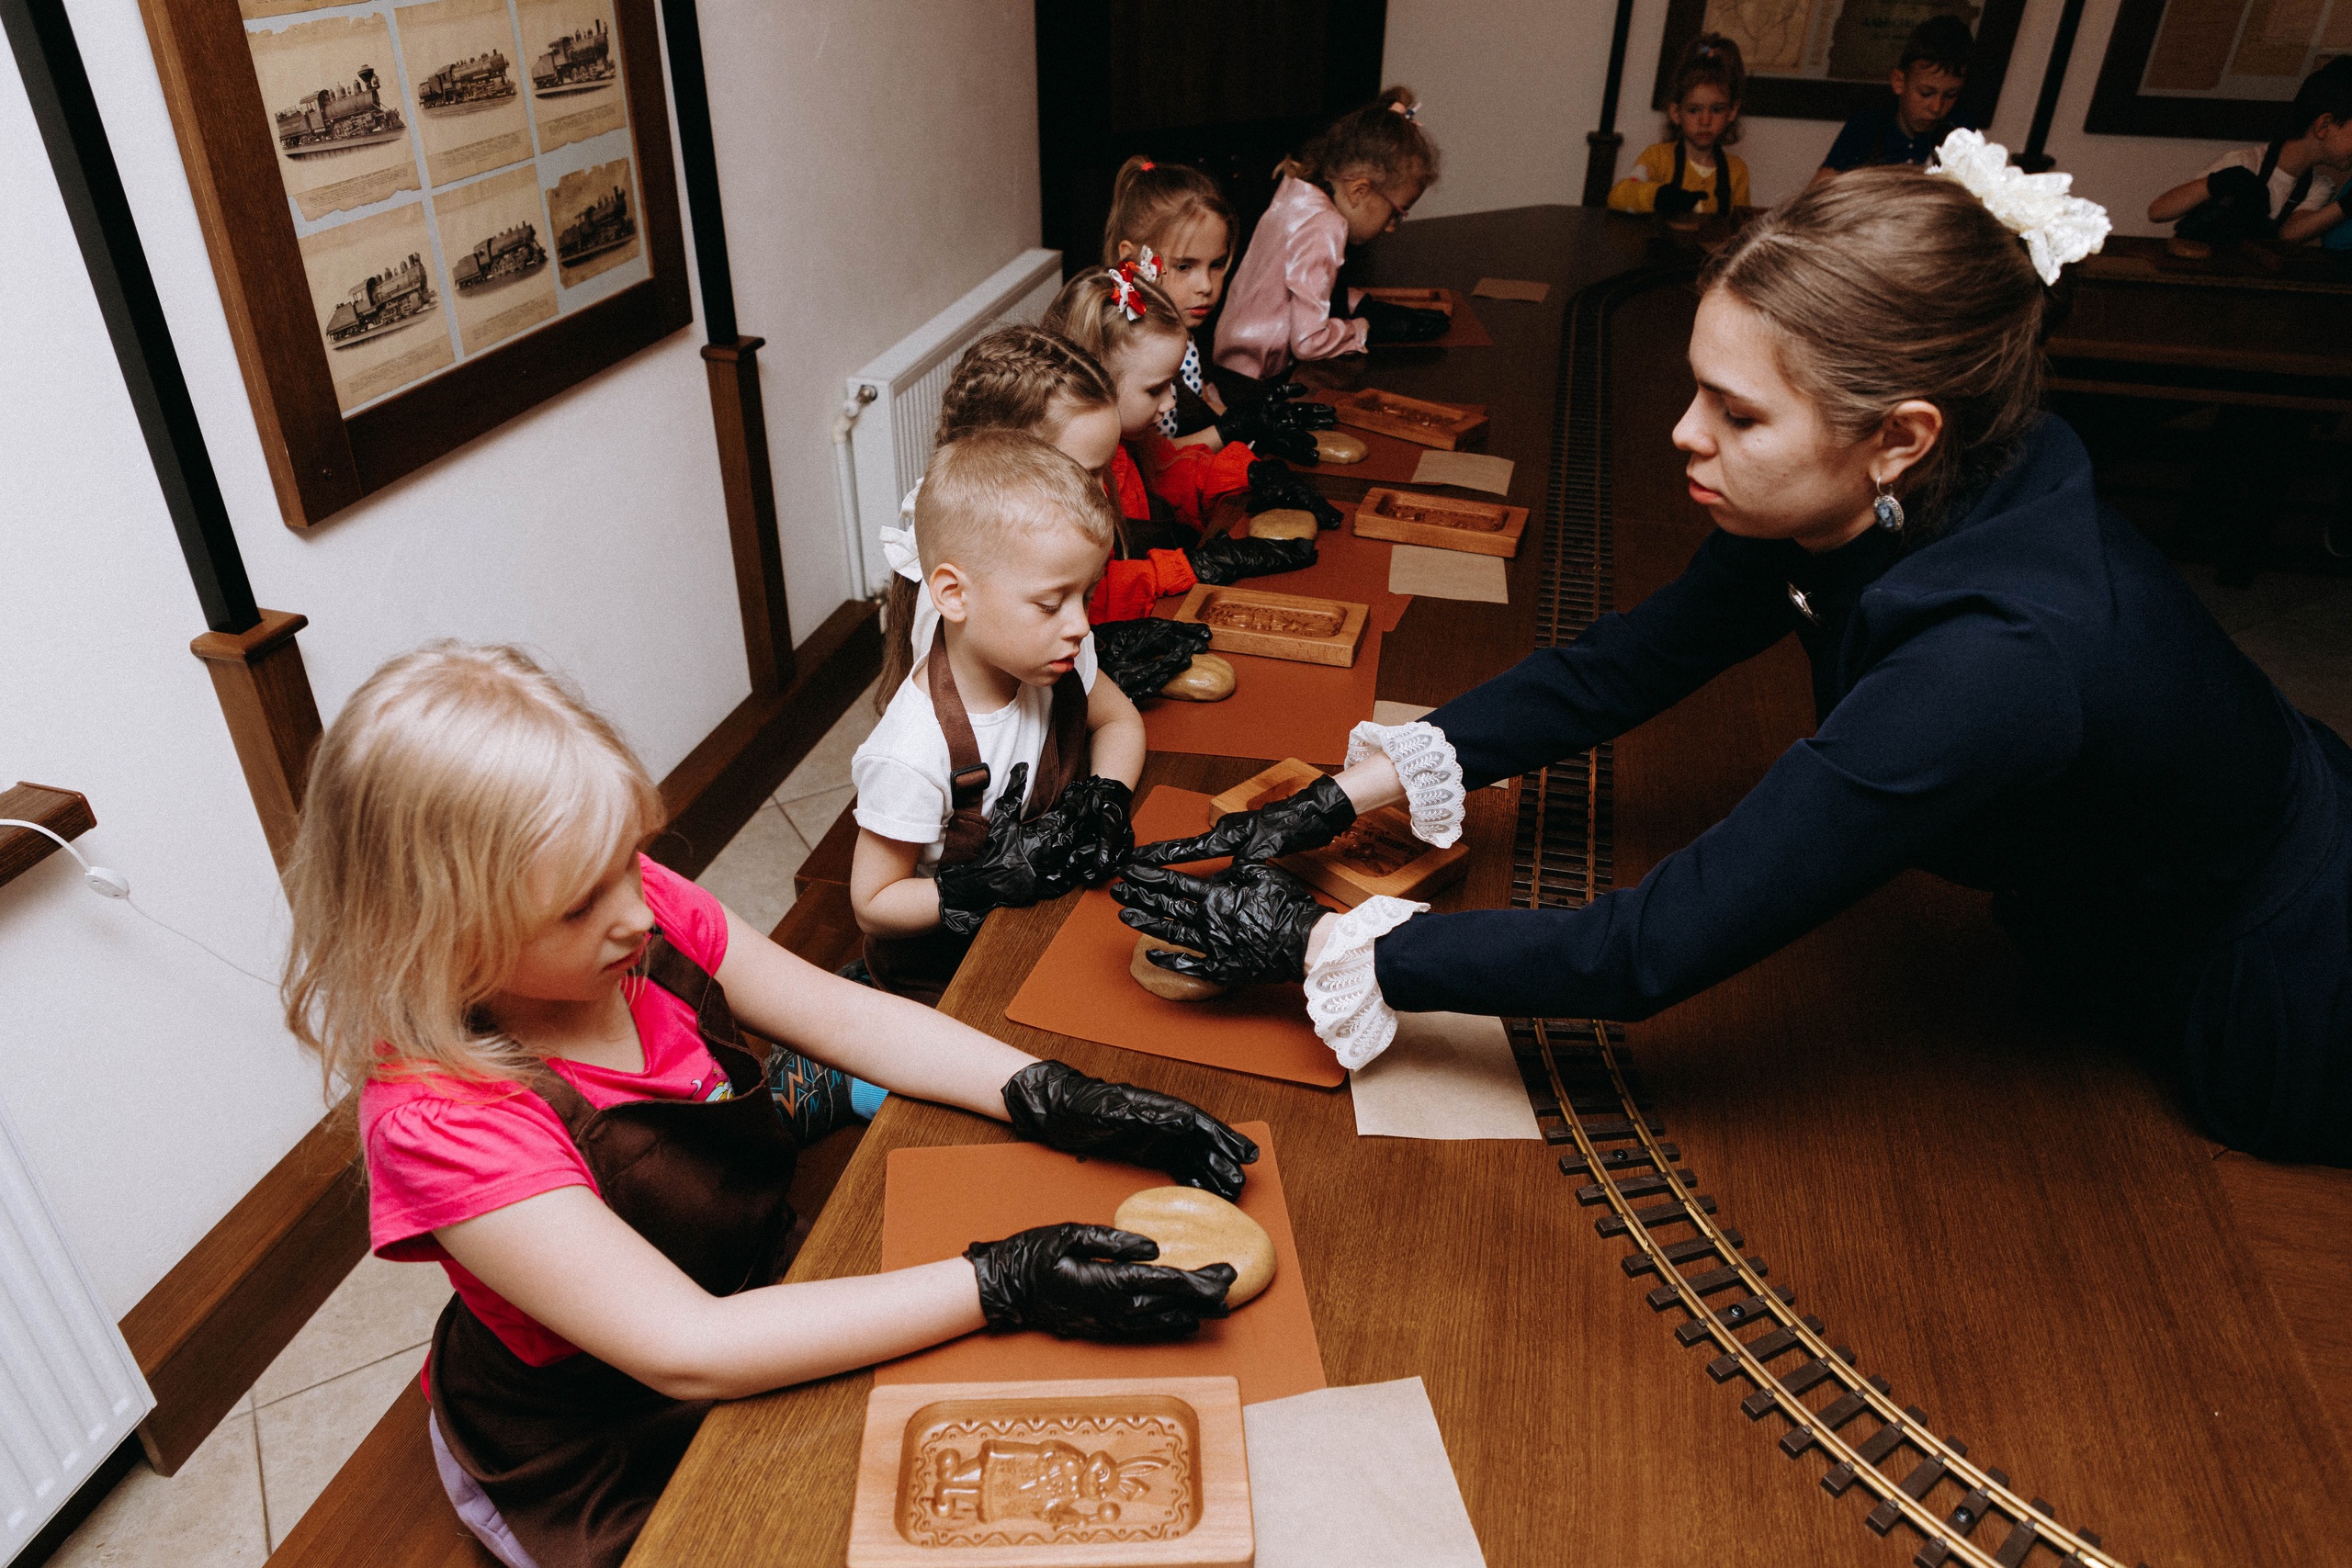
<box><xmin>1408</xmin><ymin>449</ymin><xmax>1516</xmax><ymax>495</ymax></box>
<box><xmin>1006</xmin><ymin>788</ymin><xmax>1347</xmax><ymax>1087</ymax></box>
<box><xmin>1471</xmin><ymin>276</ymin><xmax>1551</xmax><ymax>303</ymax></box>
<box><xmin>1387</xmin><ymin>544</ymin><xmax>1509</xmax><ymax>604</ymax></box>
<box><xmin>1243</xmin><ymin>1377</ymin><xmax>1487</xmax><ymax>1565</ymax></box>
<box><xmin>875</xmin><ymin>1122</ymin><xmax>1327</xmax><ymax>1405</ymax></box>
<box><xmin>1349</xmin><ymin>1012</ymin><xmax>1542</xmax><ymax>1141</ymax></box>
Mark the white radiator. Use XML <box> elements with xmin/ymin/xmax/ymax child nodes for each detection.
<box><xmin>838</xmin><ymin>247</ymin><xmax>1065</xmax><ymax>598</ymax></box>
<box><xmin>0</xmin><ymin>1098</ymin><xmax>153</xmax><ymax>1558</ymax></box>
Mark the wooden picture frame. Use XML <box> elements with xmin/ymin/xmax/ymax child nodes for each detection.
<box><xmin>1651</xmin><ymin>0</ymin><xmax>2027</xmax><ymax>128</ymax></box>
<box><xmin>2086</xmin><ymin>0</ymin><xmax>2340</xmax><ymax>140</ymax></box>
<box><xmin>136</xmin><ymin>0</ymin><xmax>691</xmax><ymax>529</ymax></box>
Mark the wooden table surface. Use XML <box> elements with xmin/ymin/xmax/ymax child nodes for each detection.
<box><xmin>628</xmin><ymin>209</ymin><xmax>2352</xmax><ymax>1567</ymax></box>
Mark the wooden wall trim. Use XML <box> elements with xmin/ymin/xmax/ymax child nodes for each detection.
<box><xmin>0</xmin><ymin>782</ymin><xmax>97</xmax><ymax>892</ymax></box>
<box><xmin>189</xmin><ymin>608</ymin><xmax>322</xmax><ymax>870</ymax></box>
<box><xmin>703</xmin><ymin>337</ymin><xmax>796</xmax><ymax>694</ymax></box>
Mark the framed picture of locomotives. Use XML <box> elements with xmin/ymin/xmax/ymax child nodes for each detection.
<box><xmin>1651</xmin><ymin>0</ymin><xmax>2027</xmax><ymax>128</ymax></box>
<box><xmin>136</xmin><ymin>0</ymin><xmax>689</xmax><ymax>527</ymax></box>
<box><xmin>2087</xmin><ymin>0</ymin><xmax>2352</xmax><ymax>140</ymax></box>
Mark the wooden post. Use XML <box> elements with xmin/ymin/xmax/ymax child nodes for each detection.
<box><xmin>703</xmin><ymin>336</ymin><xmax>795</xmax><ymax>694</ymax></box>
<box><xmin>188</xmin><ymin>608</ymin><xmax>322</xmax><ymax>869</ymax></box>
<box><xmin>1583</xmin><ymin>0</ymin><xmax>1639</xmax><ymax>206</ymax></box>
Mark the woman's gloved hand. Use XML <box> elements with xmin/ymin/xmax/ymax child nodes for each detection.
<box><xmin>1028</xmin><ymin>775</ymin><xmax>1134</xmax><ymax>887</ymax></box>
<box><xmin>1217</xmin><ymin>381</ymin><xmax>1337</xmax><ymax>464</ymax></box>
<box><xmin>1245</xmin><ymin>458</ymin><xmax>1343</xmax><ymax>530</ymax></box>
<box><xmin>1002</xmin><ymin>1059</ymin><xmax>1259</xmax><ymax>1197</ymax></box>
<box><xmin>1652</xmin><ymin>180</ymin><xmax>1703</xmax><ymax>219</ymax></box>
<box><xmin>1354</xmin><ymin>295</ymin><xmax>1451</xmax><ymax>344</ymax></box>
<box><xmin>1093</xmin><ymin>618</ymin><xmax>1213</xmax><ymax>700</ymax></box>
<box><xmin>1126</xmin><ymin>773</ymin><xmax>1355</xmax><ymax>868</ymax></box>
<box><xmin>1188</xmin><ymin>533</ymin><xmax>1317</xmax><ymax>585</ymax></box>
<box><xmin>1114</xmin><ymin>861</ymin><xmax>1329</xmax><ymax>987</ymax></box>
<box><xmin>933</xmin><ymin>763</ymin><xmax>1078</xmax><ymax>934</ymax></box>
<box><xmin>965</xmin><ymin>1224</ymin><xmax>1234</xmax><ymax>1340</ymax></box>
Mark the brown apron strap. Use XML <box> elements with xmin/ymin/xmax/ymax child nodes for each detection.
<box><xmin>925</xmin><ymin>622</ymin><xmax>991</xmax><ymax>866</ymax></box>
<box><xmin>526</xmin><ymin>932</ymin><xmax>763</xmax><ymax>1139</ymax></box>
<box><xmin>1025</xmin><ymin>670</ymin><xmax>1091</xmax><ymax>817</ymax></box>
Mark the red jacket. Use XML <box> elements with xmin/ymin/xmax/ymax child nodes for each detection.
<box><xmin>1088</xmin><ymin>436</ymin><xmax>1255</xmax><ymax>623</ymax></box>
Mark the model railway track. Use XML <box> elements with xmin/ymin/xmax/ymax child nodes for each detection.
<box><xmin>1506</xmin><ymin>265</ymin><xmax>2145</xmax><ymax>1568</ymax></box>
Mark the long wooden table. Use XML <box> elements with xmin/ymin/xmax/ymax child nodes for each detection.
<box><xmin>629</xmin><ymin>209</ymin><xmax>2351</xmax><ymax>1566</ymax></box>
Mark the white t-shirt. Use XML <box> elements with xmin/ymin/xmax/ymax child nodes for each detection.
<box><xmin>2208</xmin><ymin>147</ymin><xmax>2339</xmax><ymax>216</ymax></box>
<box><xmin>851</xmin><ymin>649</ymin><xmax>1097</xmax><ymax>876</ymax></box>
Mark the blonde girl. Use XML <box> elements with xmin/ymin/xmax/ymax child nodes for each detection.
<box><xmin>1214</xmin><ymin>85</ymin><xmax>1444</xmax><ymax>380</ymax></box>
<box><xmin>286</xmin><ymin>642</ymin><xmax>1250</xmax><ymax>1568</ymax></box>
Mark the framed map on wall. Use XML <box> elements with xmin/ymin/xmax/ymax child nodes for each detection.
<box><xmin>134</xmin><ymin>0</ymin><xmax>690</xmax><ymax>528</ymax></box>
<box><xmin>2088</xmin><ymin>0</ymin><xmax>2352</xmax><ymax>139</ymax></box>
<box><xmin>1652</xmin><ymin>0</ymin><xmax>2027</xmax><ymax>126</ymax></box>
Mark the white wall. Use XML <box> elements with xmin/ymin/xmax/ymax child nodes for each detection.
<box><xmin>0</xmin><ymin>0</ymin><xmax>1037</xmax><ymax>1318</ymax></box>
<box><xmin>1385</xmin><ymin>0</ymin><xmax>2244</xmax><ymax>236</ymax></box>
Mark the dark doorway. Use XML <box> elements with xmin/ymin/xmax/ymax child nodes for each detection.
<box><xmin>1035</xmin><ymin>0</ymin><xmax>1387</xmax><ymax>281</ymax></box>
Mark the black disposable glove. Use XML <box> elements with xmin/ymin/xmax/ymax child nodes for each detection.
<box><xmin>1003</xmin><ymin>1059</ymin><xmax>1259</xmax><ymax>1196</ymax></box>
<box><xmin>1127</xmin><ymin>773</ymin><xmax>1356</xmax><ymax>869</ymax></box>
<box><xmin>1092</xmin><ymin>617</ymin><xmax>1213</xmax><ymax>700</ymax></box>
<box><xmin>965</xmin><ymin>1223</ymin><xmax>1234</xmax><ymax>1340</ymax></box>
<box><xmin>1245</xmin><ymin>458</ymin><xmax>1342</xmax><ymax>530</ymax></box>
<box><xmin>1026</xmin><ymin>775</ymin><xmax>1134</xmax><ymax>887</ymax></box>
<box><xmin>1188</xmin><ymin>533</ymin><xmax>1317</xmax><ymax>585</ymax></box>
<box><xmin>1217</xmin><ymin>381</ymin><xmax>1336</xmax><ymax>464</ymax></box>
<box><xmin>933</xmin><ymin>762</ymin><xmax>1077</xmax><ymax>935</ymax></box>
<box><xmin>1354</xmin><ymin>295</ymin><xmax>1451</xmax><ymax>344</ymax></box>
<box><xmin>1114</xmin><ymin>861</ymin><xmax>1330</xmax><ymax>987</ymax></box>
<box><xmin>2178</xmin><ymin>164</ymin><xmax>2272</xmax><ymax>245</ymax></box>
<box><xmin>1652</xmin><ymin>180</ymin><xmax>1702</xmax><ymax>219</ymax></box>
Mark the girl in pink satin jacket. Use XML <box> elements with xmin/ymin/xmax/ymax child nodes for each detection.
<box><xmin>1214</xmin><ymin>85</ymin><xmax>1443</xmax><ymax>382</ymax></box>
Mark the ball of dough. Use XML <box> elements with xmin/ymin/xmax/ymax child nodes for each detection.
<box><xmin>1247</xmin><ymin>509</ymin><xmax>1319</xmax><ymax>541</ymax></box>
<box><xmin>1114</xmin><ymin>1185</ymin><xmax>1276</xmax><ymax>1306</ymax></box>
<box><xmin>1158</xmin><ymin>654</ymin><xmax>1235</xmax><ymax>702</ymax></box>
<box><xmin>1130</xmin><ymin>935</ymin><xmax>1227</xmax><ymax>1002</ymax></box>
<box><xmin>1313</xmin><ymin>430</ymin><xmax>1369</xmax><ymax>464</ymax></box>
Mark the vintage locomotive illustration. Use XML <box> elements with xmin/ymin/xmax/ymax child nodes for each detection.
<box><xmin>532</xmin><ymin>17</ymin><xmax>615</xmax><ymax>96</ymax></box>
<box><xmin>274</xmin><ymin>64</ymin><xmax>405</xmax><ymax>156</ymax></box>
<box><xmin>417</xmin><ymin>51</ymin><xmax>514</xmax><ymax>112</ymax></box>
<box><xmin>558</xmin><ymin>184</ymin><xmax>633</xmax><ymax>268</ymax></box>
<box><xmin>322</xmin><ymin>253</ymin><xmax>435</xmax><ymax>348</ymax></box>
<box><xmin>453</xmin><ymin>222</ymin><xmax>547</xmax><ymax>291</ymax></box>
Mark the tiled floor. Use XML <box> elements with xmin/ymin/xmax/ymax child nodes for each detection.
<box><xmin>40</xmin><ymin>569</ymin><xmax>2352</xmax><ymax>1567</ymax></box>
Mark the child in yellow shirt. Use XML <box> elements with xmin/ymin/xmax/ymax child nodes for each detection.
<box><xmin>1610</xmin><ymin>33</ymin><xmax>1749</xmax><ymax>220</ymax></box>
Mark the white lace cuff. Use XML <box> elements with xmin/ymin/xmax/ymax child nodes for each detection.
<box><xmin>1345</xmin><ymin>720</ymin><xmax>1464</xmax><ymax>848</ymax></box>
<box><xmin>1305</xmin><ymin>895</ymin><xmax>1427</xmax><ymax>1069</ymax></box>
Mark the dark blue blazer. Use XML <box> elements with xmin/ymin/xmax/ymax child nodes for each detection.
<box><xmin>1378</xmin><ymin>418</ymin><xmax>2348</xmax><ymax>1158</ymax></box>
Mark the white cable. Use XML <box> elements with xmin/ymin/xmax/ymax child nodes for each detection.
<box><xmin>1</xmin><ymin>819</ymin><xmax>277</xmax><ymax>991</ymax></box>
<box><xmin>123</xmin><ymin>898</ymin><xmax>280</xmax><ymax>991</ymax></box>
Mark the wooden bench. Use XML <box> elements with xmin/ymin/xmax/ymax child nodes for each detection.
<box><xmin>265</xmin><ymin>862</ymin><xmax>871</xmax><ymax>1566</ymax></box>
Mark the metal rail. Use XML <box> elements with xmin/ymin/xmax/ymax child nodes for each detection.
<box><xmin>1508</xmin><ymin>263</ymin><xmax>2146</xmax><ymax>1568</ymax></box>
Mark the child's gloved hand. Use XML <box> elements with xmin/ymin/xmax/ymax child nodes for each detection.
<box><xmin>1245</xmin><ymin>458</ymin><xmax>1343</xmax><ymax>529</ymax></box>
<box><xmin>1652</xmin><ymin>180</ymin><xmax>1703</xmax><ymax>220</ymax></box>
<box><xmin>1355</xmin><ymin>295</ymin><xmax>1451</xmax><ymax>344</ymax></box>
<box><xmin>1217</xmin><ymin>381</ymin><xmax>1336</xmax><ymax>463</ymax></box>
<box><xmin>1092</xmin><ymin>618</ymin><xmax>1213</xmax><ymax>699</ymax></box>
<box><xmin>1188</xmin><ymin>533</ymin><xmax>1317</xmax><ymax>585</ymax></box>
<box><xmin>2178</xmin><ymin>164</ymin><xmax>2272</xmax><ymax>245</ymax></box>
<box><xmin>933</xmin><ymin>763</ymin><xmax>1079</xmax><ymax>934</ymax></box>
<box><xmin>1127</xmin><ymin>772</ymin><xmax>1355</xmax><ymax>868</ymax></box>
<box><xmin>1030</xmin><ymin>775</ymin><xmax>1134</xmax><ymax>887</ymax></box>
<box><xmin>1114</xmin><ymin>861</ymin><xmax>1331</xmax><ymax>987</ymax></box>
<box><xmin>964</xmin><ymin>1223</ymin><xmax>1234</xmax><ymax>1340</ymax></box>
<box><xmin>1001</xmin><ymin>1059</ymin><xmax>1261</xmax><ymax>1197</ymax></box>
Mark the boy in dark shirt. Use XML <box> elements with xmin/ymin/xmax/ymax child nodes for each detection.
<box><xmin>1815</xmin><ymin>15</ymin><xmax>1973</xmax><ymax>183</ymax></box>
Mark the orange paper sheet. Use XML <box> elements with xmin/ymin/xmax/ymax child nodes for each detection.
<box><xmin>1363</xmin><ymin>286</ymin><xmax>1492</xmax><ymax>348</ymax></box>
<box><xmin>1139</xmin><ymin>626</ymin><xmax>1381</xmax><ymax>766</ymax></box>
<box><xmin>1304</xmin><ymin>392</ymin><xmax>1490</xmax><ymax>486</ymax></box>
<box><xmin>1005</xmin><ymin>788</ymin><xmax>1346</xmax><ymax>1088</ymax></box>
<box><xmin>875</xmin><ymin>1122</ymin><xmax>1327</xmax><ymax>1405</ymax></box>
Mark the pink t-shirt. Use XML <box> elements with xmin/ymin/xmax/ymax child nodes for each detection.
<box><xmin>359</xmin><ymin>855</ymin><xmax>735</xmax><ymax>1366</ymax></box>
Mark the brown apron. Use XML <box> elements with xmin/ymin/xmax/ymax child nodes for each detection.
<box><xmin>427</xmin><ymin>934</ymin><xmax>797</xmax><ymax>1568</ymax></box>
<box><xmin>864</xmin><ymin>624</ymin><xmax>1090</xmax><ymax>1004</ymax></box>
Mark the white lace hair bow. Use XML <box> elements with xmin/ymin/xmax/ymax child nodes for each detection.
<box><xmin>1927</xmin><ymin>129</ymin><xmax>2110</xmax><ymax>286</ymax></box>
<box><xmin>1135</xmin><ymin>244</ymin><xmax>1162</xmax><ymax>282</ymax></box>
<box><xmin>878</xmin><ymin>485</ymin><xmax>941</xmax><ymax>659</ymax></box>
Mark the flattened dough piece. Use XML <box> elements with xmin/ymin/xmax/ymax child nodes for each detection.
<box><xmin>1159</xmin><ymin>653</ymin><xmax>1236</xmax><ymax>702</ymax></box>
<box><xmin>1114</xmin><ymin>1185</ymin><xmax>1276</xmax><ymax>1306</ymax></box>
<box><xmin>1247</xmin><ymin>509</ymin><xmax>1319</xmax><ymax>541</ymax></box>
<box><xmin>1314</xmin><ymin>430</ymin><xmax>1369</xmax><ymax>464</ymax></box>
<box><xmin>1131</xmin><ymin>935</ymin><xmax>1228</xmax><ymax>1001</ymax></box>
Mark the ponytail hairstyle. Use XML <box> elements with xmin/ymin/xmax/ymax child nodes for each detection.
<box><xmin>1277</xmin><ymin>85</ymin><xmax>1439</xmax><ymax>197</ymax></box>
<box><xmin>1668</xmin><ymin>32</ymin><xmax>1746</xmax><ymax>141</ymax></box>
<box><xmin>1040</xmin><ymin>265</ymin><xmax>1187</xmax><ymax>377</ymax></box>
<box><xmin>1700</xmin><ymin>166</ymin><xmax>2046</xmax><ymax>546</ymax></box>
<box><xmin>877</xmin><ymin>326</ymin><xmax>1117</xmax><ymax>705</ymax></box>
<box><xmin>1100</xmin><ymin>156</ymin><xmax>1235</xmax><ymax>268</ymax></box>
<box><xmin>282</xmin><ymin>642</ymin><xmax>663</xmax><ymax>1111</ymax></box>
